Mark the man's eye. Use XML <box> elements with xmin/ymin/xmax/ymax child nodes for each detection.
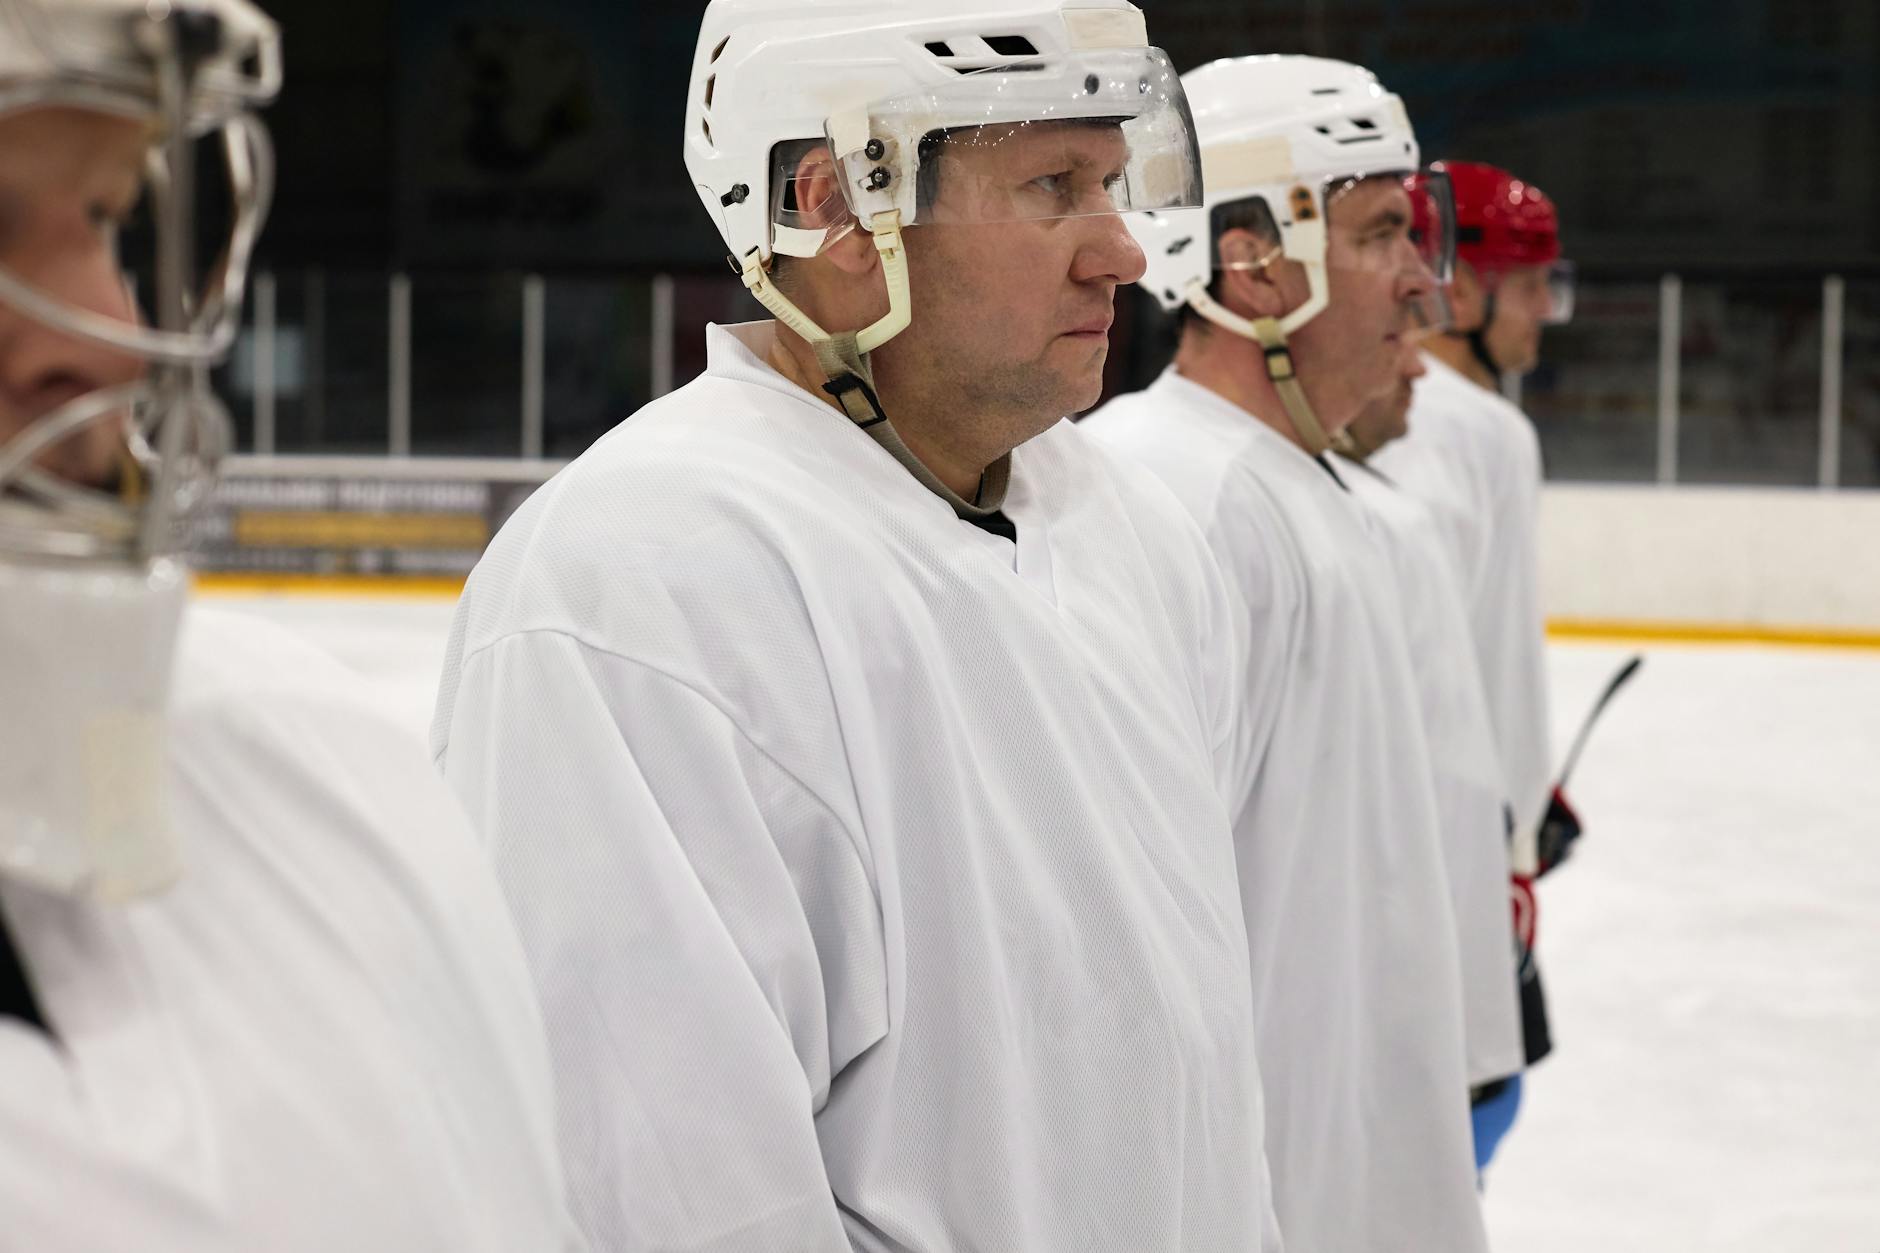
<box><xmin>1029</xmin><ymin>172</ymin><xmax>1068</xmax><ymax>195</ymax></box>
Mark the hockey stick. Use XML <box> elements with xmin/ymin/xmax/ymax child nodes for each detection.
<box><xmin>1554</xmin><ymin>654</ymin><xmax>1643</xmax><ymax>791</ymax></box>
<box><xmin>1527</xmin><ymin>654</ymin><xmax>1646</xmax><ymax>876</ymax></box>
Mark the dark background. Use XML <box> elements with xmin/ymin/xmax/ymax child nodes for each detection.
<box><xmin>259</xmin><ymin>0</ymin><xmax>1876</xmax><ymax>277</ymax></box>
<box><xmin>222</xmin><ymin>0</ymin><xmax>1880</xmax><ymax>485</ymax></box>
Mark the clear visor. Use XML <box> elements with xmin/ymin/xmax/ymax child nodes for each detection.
<box><xmin>1322</xmin><ymin>168</ymin><xmax>1456</xmax><ymax>284</ymax></box>
<box><xmin>774</xmin><ymin>46</ymin><xmax>1200</xmax><ymax>253</ymax></box>
<box><xmin>1405</xmin><ymin>285</ymin><xmax>1455</xmax><ymax>341</ymax></box>
<box><xmin>1484</xmin><ymin>258</ymin><xmax>1574</xmax><ymax>328</ymax></box>
<box><xmin>1544</xmin><ymin>259</ymin><xmax>1576</xmax><ymax>325</ymax></box>
<box><xmin>1408</xmin><ymin>170</ymin><xmax>1456</xmax><ymax>286</ymax></box>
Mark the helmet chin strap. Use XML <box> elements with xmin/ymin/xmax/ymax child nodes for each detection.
<box><xmin>1185</xmin><ymin>269</ymin><xmax>1335</xmax><ymax>457</ymax></box>
<box><xmin>736</xmin><ymin>212</ymin><xmax>1011</xmax><ymax>518</ymax></box>
<box><xmin>1329</xmin><ymin>425</ymin><xmax>1372</xmax><ymax>463</ymax></box>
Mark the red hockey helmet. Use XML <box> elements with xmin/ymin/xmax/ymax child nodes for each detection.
<box><xmin>1436</xmin><ymin>160</ymin><xmax>1560</xmax><ymax>272</ymax></box>
<box><xmin>1431</xmin><ymin>160</ymin><xmax>1573</xmax><ymax>325</ymax></box>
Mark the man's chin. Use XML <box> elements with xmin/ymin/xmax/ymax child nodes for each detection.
<box><xmin>1067</xmin><ymin>366</ymin><xmax>1110</xmax><ymax>418</ymax></box>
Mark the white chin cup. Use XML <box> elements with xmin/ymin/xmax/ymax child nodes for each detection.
<box><xmin>0</xmin><ymin>556</ymin><xmax>187</xmax><ymax>902</ymax></box>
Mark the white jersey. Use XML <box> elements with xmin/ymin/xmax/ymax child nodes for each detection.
<box><xmin>1372</xmin><ymin>352</ymin><xmax>1554</xmax><ymax>868</ymax></box>
<box><xmin>1083</xmin><ymin>370</ymin><xmax>1487</xmax><ymax>1253</ymax></box>
<box><xmin>0</xmin><ymin>607</ymin><xmax>579</xmax><ymax>1251</ymax></box>
<box><xmin>1337</xmin><ymin>452</ymin><xmax>1526</xmax><ymax>1088</ymax></box>
<box><xmin>431</xmin><ymin>322</ymin><xmax>1281</xmax><ymax>1253</ymax></box>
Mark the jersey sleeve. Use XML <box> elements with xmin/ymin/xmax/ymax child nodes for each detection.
<box><xmin>438</xmin><ymin>628</ymin><xmax>887</xmax><ymax>1252</ymax></box>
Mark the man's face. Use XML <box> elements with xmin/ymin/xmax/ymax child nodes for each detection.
<box><xmin>0</xmin><ymin>107</ymin><xmax>147</xmax><ymax>489</ymax></box>
<box><xmin>1285</xmin><ymin>176</ymin><xmax>1437</xmax><ymax>432</ymax></box>
<box><xmin>873</xmin><ymin>121</ymin><xmax>1146</xmax><ymax>430</ymax></box>
<box><xmin>1480</xmin><ymin>262</ymin><xmax>1554</xmax><ymax>376</ymax></box>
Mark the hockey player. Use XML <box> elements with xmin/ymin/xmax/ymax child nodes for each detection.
<box><xmin>431</xmin><ymin>2</ymin><xmax>1282</xmax><ymax>1249</ymax></box>
<box><xmin>0</xmin><ymin>3</ymin><xmax>577</xmax><ymax>1247</ymax></box>
<box><xmin>1369</xmin><ymin>161</ymin><xmax>1578</xmax><ymax>1153</ymax></box>
<box><xmin>1338</xmin><ymin>343</ymin><xmax>1529</xmax><ymax>1170</ymax></box>
<box><xmin>1083</xmin><ymin>55</ymin><xmax>1489</xmax><ymax>1250</ymax></box>
<box><xmin>1371</xmin><ymin>159</ymin><xmax>1576</xmax><ymax>873</ymax></box>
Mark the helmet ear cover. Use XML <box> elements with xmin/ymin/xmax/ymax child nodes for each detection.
<box><xmin>1181</xmin><ymin>195</ymin><xmax>1283</xmax><ymax>320</ymax></box>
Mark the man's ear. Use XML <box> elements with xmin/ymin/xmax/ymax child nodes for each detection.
<box><xmin>788</xmin><ymin>147</ymin><xmax>875</xmax><ymax>278</ymax></box>
<box><xmin>1216</xmin><ymin>227</ymin><xmax>1292</xmax><ymax>320</ymax></box>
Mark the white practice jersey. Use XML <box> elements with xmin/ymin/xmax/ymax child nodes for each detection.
<box><xmin>1372</xmin><ymin>352</ymin><xmax>1554</xmax><ymax>868</ymax></box>
<box><xmin>431</xmin><ymin>323</ymin><xmax>1281</xmax><ymax>1253</ymax></box>
<box><xmin>1084</xmin><ymin>370</ymin><xmax>1487</xmax><ymax>1253</ymax></box>
<box><xmin>0</xmin><ymin>608</ymin><xmax>580</xmax><ymax>1251</ymax></box>
<box><xmin>1337</xmin><ymin>452</ymin><xmax>1526</xmax><ymax>1088</ymax></box>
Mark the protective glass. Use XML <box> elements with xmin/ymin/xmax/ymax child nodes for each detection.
<box><xmin>1405</xmin><ymin>284</ymin><xmax>1455</xmax><ymax>340</ymax></box>
<box><xmin>1324</xmin><ymin>168</ymin><xmax>1455</xmax><ymax>283</ymax></box>
<box><xmin>1408</xmin><ymin>169</ymin><xmax>1456</xmax><ymax>285</ymax></box>
<box><xmin>818</xmin><ymin>46</ymin><xmax>1202</xmax><ymax>231</ymax></box>
<box><xmin>1545</xmin><ymin>258</ymin><xmax>1576</xmax><ymax>325</ymax></box>
<box><xmin>1486</xmin><ymin>259</ymin><xmax>1572</xmax><ymax>328</ymax></box>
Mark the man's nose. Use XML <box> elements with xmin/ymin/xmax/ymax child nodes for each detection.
<box><xmin>0</xmin><ymin>250</ymin><xmax>146</xmax><ymax>446</ymax></box>
<box><xmin>1072</xmin><ymin>211</ymin><xmax>1147</xmax><ymax>287</ymax></box>
<box><xmin>1396</xmin><ymin>241</ymin><xmax>1437</xmax><ymax>300</ymax></box>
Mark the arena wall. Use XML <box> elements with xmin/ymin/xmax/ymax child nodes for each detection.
<box><xmin>194</xmin><ymin>458</ymin><xmax>1880</xmax><ymax>643</ymax></box>
<box><xmin>1540</xmin><ymin>485</ymin><xmax>1880</xmax><ymax>641</ymax></box>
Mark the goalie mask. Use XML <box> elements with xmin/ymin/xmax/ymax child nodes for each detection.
<box><xmin>0</xmin><ymin>0</ymin><xmax>279</xmax><ymax>901</ymax></box>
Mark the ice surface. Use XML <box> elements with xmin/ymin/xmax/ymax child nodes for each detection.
<box><xmin>1489</xmin><ymin>642</ymin><xmax>1880</xmax><ymax>1253</ymax></box>
<box><xmin>204</xmin><ymin>591</ymin><xmax>1880</xmax><ymax>1251</ymax></box>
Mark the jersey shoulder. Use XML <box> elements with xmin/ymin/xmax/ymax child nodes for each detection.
<box><xmin>168</xmin><ymin>606</ymin><xmax>524</xmax><ymax>952</ymax></box>
<box><xmin>455</xmin><ymin>374</ymin><xmax>897</xmax><ymax>656</ymax></box>
<box><xmin>136</xmin><ymin>607</ymin><xmax>568</xmax><ymax>1249</ymax></box>
<box><xmin>1081</xmin><ymin>385</ymin><xmax>1263</xmax><ymax>535</ymax></box>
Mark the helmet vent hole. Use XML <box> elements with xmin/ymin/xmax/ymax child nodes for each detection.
<box><xmin>1324</xmin><ymin>116</ymin><xmax>1383</xmax><ymax>145</ymax></box>
<box><xmin>704</xmin><ymin>75</ymin><xmax>715</xmax><ymax>108</ymax></box>
<box><xmin>709</xmin><ymin>36</ymin><xmax>730</xmax><ymax>63</ymax></box>
<box><xmin>1311</xmin><ymin>86</ymin><xmax>1342</xmax><ymax>95</ymax></box>
<box><xmin>924</xmin><ymin>33</ymin><xmax>1045</xmax><ymax>71</ymax></box>
<box><xmin>984</xmin><ymin>35</ymin><xmax>1038</xmax><ymax>57</ymax></box>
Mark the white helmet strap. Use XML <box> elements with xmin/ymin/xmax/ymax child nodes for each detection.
<box><xmin>735</xmin><ymin>212</ymin><xmax>1012</xmax><ymax>519</ymax></box>
<box><xmin>1185</xmin><ymin>273</ymin><xmax>1335</xmax><ymax>457</ymax></box>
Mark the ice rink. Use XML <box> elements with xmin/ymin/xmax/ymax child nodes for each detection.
<box><xmin>204</xmin><ymin>590</ymin><xmax>1880</xmax><ymax>1252</ymax></box>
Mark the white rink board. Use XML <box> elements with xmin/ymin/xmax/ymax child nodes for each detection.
<box><xmin>205</xmin><ymin>592</ymin><xmax>1880</xmax><ymax>1250</ymax></box>
<box><xmin>1540</xmin><ymin>484</ymin><xmax>1880</xmax><ymax>632</ymax></box>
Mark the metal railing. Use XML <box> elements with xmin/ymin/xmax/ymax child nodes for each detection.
<box><xmin>226</xmin><ymin>270</ymin><xmax>1867</xmax><ymax>489</ymax></box>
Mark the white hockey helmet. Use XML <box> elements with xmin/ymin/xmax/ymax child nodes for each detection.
<box><xmin>684</xmin><ymin>0</ymin><xmax>1202</xmax><ymax>367</ymax></box>
<box><xmin>1132</xmin><ymin>55</ymin><xmax>1452</xmax><ymax>452</ymax></box>
<box><xmin>0</xmin><ymin>0</ymin><xmax>280</xmax><ymax>902</ymax></box>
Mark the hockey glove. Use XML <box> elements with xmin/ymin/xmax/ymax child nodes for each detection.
<box><xmin>1535</xmin><ymin>787</ymin><xmax>1583</xmax><ymax>877</ymax></box>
